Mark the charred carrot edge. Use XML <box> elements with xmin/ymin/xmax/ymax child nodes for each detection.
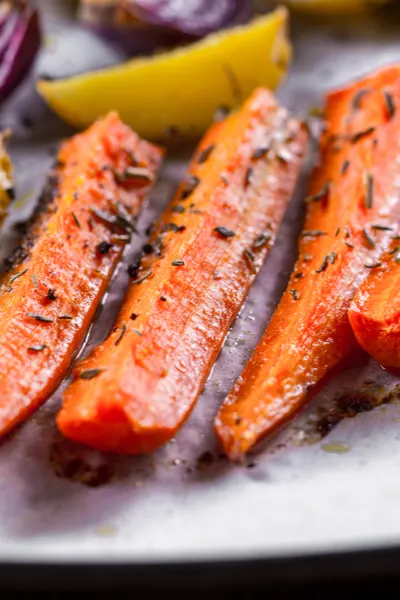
<box><xmin>349</xmin><ymin>229</ymin><xmax>400</xmax><ymax>367</ymax></box>
<box><xmin>0</xmin><ymin>112</ymin><xmax>163</xmax><ymax>436</ymax></box>
<box><xmin>57</xmin><ymin>88</ymin><xmax>307</xmax><ymax>455</ymax></box>
<box><xmin>216</xmin><ymin>66</ymin><xmax>400</xmax><ymax>459</ymax></box>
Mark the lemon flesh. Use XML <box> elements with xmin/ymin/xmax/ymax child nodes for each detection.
<box><xmin>38</xmin><ymin>9</ymin><xmax>290</xmax><ymax>140</ymax></box>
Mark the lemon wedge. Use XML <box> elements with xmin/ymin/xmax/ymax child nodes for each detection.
<box><xmin>38</xmin><ymin>8</ymin><xmax>290</xmax><ymax>140</ymax></box>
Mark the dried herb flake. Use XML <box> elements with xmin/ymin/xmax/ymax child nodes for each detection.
<box><xmin>90</xmin><ymin>207</ymin><xmax>134</xmax><ymax>234</ymax></box>
<box><xmin>362</xmin><ymin>227</ymin><xmax>375</xmax><ymax>247</ymax></box>
<box><xmin>245</xmin><ymin>167</ymin><xmax>254</xmax><ymax>188</ymax></box>
<box><xmin>301</xmin><ymin>230</ymin><xmax>327</xmax><ymax>238</ymax></box>
<box><xmin>131</xmin><ymin>270</ymin><xmax>152</xmax><ymax>284</ymax></box>
<box><xmin>252</xmin><ymin>146</ymin><xmax>269</xmax><ymax>160</ymax></box>
<box><xmin>305</xmin><ymin>182</ymin><xmax>330</xmax><ymax>204</ymax></box>
<box><xmin>181</xmin><ymin>175</ymin><xmax>200</xmax><ymax>200</ymax></box>
<box><xmin>47</xmin><ymin>288</ymin><xmax>57</xmax><ymax>301</ymax></box>
<box><xmin>9</xmin><ymin>268</ymin><xmax>28</xmax><ymax>285</ymax></box>
<box><xmin>115</xmin><ymin>166</ymin><xmax>154</xmax><ymax>184</ymax></box>
<box><xmin>114</xmin><ymin>322</ymin><xmax>126</xmax><ymax>346</ymax></box>
<box><xmin>72</xmin><ymin>212</ymin><xmax>81</xmax><ymax>228</ymax></box>
<box><xmin>28</xmin><ymin>344</ymin><xmax>47</xmax><ymax>352</ymax></box>
<box><xmin>364</xmin><ymin>172</ymin><xmax>374</xmax><ymax>209</ymax></box>
<box><xmin>351</xmin><ymin>127</ymin><xmax>376</xmax><ymax>143</ymax></box>
<box><xmin>384</xmin><ymin>90</ymin><xmax>395</xmax><ymax>119</ymax></box>
<box><xmin>197</xmin><ymin>145</ymin><xmax>215</xmax><ymax>164</ymax></box>
<box><xmin>352</xmin><ymin>88</ymin><xmax>369</xmax><ymax>111</ymax></box>
<box><xmin>27</xmin><ymin>313</ymin><xmax>54</xmax><ymax>323</ymax></box>
<box><xmin>253</xmin><ymin>231</ymin><xmax>271</xmax><ymax>249</ymax></box>
<box><xmin>371</xmin><ymin>224</ymin><xmax>393</xmax><ymax>231</ymax></box>
<box><xmin>172</xmin><ymin>204</ymin><xmax>186</xmax><ymax>214</ymax></box>
<box><xmin>79</xmin><ymin>368</ymin><xmax>105</xmax><ymax>380</ymax></box>
<box><xmin>341</xmin><ymin>160</ymin><xmax>350</xmax><ymax>175</ymax></box>
<box><xmin>97</xmin><ymin>241</ymin><xmax>113</xmax><ymax>254</ymax></box>
<box><xmin>316</xmin><ymin>252</ymin><xmax>336</xmax><ymax>274</ymax></box>
<box><xmin>290</xmin><ymin>289</ymin><xmax>300</xmax><ymax>300</ymax></box>
<box><xmin>214</xmin><ymin>226</ymin><xmax>236</xmax><ymax>239</ymax></box>
<box><xmin>244</xmin><ymin>248</ymin><xmax>255</xmax><ymax>264</ymax></box>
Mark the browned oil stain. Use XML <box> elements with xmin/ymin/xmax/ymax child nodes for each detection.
<box><xmin>312</xmin><ymin>385</ymin><xmax>400</xmax><ymax>440</ymax></box>
<box><xmin>49</xmin><ymin>441</ymin><xmax>115</xmax><ymax>487</ymax></box>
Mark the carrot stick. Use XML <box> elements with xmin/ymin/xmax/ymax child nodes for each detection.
<box><xmin>216</xmin><ymin>66</ymin><xmax>400</xmax><ymax>459</ymax></box>
<box><xmin>349</xmin><ymin>229</ymin><xmax>400</xmax><ymax>368</ymax></box>
<box><xmin>0</xmin><ymin>113</ymin><xmax>162</xmax><ymax>436</ymax></box>
<box><xmin>57</xmin><ymin>88</ymin><xmax>307</xmax><ymax>455</ymax></box>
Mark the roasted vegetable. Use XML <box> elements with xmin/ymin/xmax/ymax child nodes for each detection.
<box><xmin>278</xmin><ymin>0</ymin><xmax>390</xmax><ymax>15</ymax></box>
<box><xmin>38</xmin><ymin>9</ymin><xmax>290</xmax><ymax>140</ymax></box>
<box><xmin>0</xmin><ymin>130</ymin><xmax>13</xmax><ymax>224</ymax></box>
<box><xmin>57</xmin><ymin>88</ymin><xmax>307</xmax><ymax>455</ymax></box>
<box><xmin>216</xmin><ymin>66</ymin><xmax>400</xmax><ymax>460</ymax></box>
<box><xmin>126</xmin><ymin>0</ymin><xmax>252</xmax><ymax>37</ymax></box>
<box><xmin>0</xmin><ymin>0</ymin><xmax>41</xmax><ymax>103</ymax></box>
<box><xmin>0</xmin><ymin>113</ymin><xmax>162</xmax><ymax>437</ymax></box>
<box><xmin>349</xmin><ymin>232</ymin><xmax>400</xmax><ymax>368</ymax></box>
<box><xmin>80</xmin><ymin>0</ymin><xmax>251</xmax><ymax>54</ymax></box>
<box><xmin>79</xmin><ymin>0</ymin><xmax>180</xmax><ymax>56</ymax></box>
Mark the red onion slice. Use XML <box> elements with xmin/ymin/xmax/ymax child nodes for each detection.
<box><xmin>0</xmin><ymin>1</ymin><xmax>41</xmax><ymax>104</ymax></box>
<box><xmin>124</xmin><ymin>0</ymin><xmax>252</xmax><ymax>38</ymax></box>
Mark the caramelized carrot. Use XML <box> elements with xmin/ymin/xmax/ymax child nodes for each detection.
<box><xmin>349</xmin><ymin>231</ymin><xmax>400</xmax><ymax>368</ymax></box>
<box><xmin>57</xmin><ymin>88</ymin><xmax>307</xmax><ymax>455</ymax></box>
<box><xmin>0</xmin><ymin>113</ymin><xmax>162</xmax><ymax>435</ymax></box>
<box><xmin>216</xmin><ymin>66</ymin><xmax>400</xmax><ymax>459</ymax></box>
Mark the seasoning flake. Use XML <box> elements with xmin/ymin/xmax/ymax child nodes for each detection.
<box><xmin>214</xmin><ymin>226</ymin><xmax>236</xmax><ymax>239</ymax></box>
<box><xmin>28</xmin><ymin>344</ymin><xmax>47</xmax><ymax>352</ymax></box>
<box><xmin>27</xmin><ymin>313</ymin><xmax>54</xmax><ymax>323</ymax></box>
<box><xmin>253</xmin><ymin>231</ymin><xmax>271</xmax><ymax>249</ymax></box>
<box><xmin>9</xmin><ymin>268</ymin><xmax>28</xmax><ymax>285</ymax></box>
<box><xmin>197</xmin><ymin>145</ymin><xmax>215</xmax><ymax>164</ymax></box>
<box><xmin>362</xmin><ymin>227</ymin><xmax>375</xmax><ymax>247</ymax></box>
<box><xmin>79</xmin><ymin>368</ymin><xmax>105</xmax><ymax>380</ymax></box>
<box><xmin>114</xmin><ymin>322</ymin><xmax>126</xmax><ymax>346</ymax></box>
<box><xmin>384</xmin><ymin>90</ymin><xmax>395</xmax><ymax>119</ymax></box>
<box><xmin>72</xmin><ymin>211</ymin><xmax>81</xmax><ymax>228</ymax></box>
<box><xmin>305</xmin><ymin>182</ymin><xmax>330</xmax><ymax>204</ymax></box>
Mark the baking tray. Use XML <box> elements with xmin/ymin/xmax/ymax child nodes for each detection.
<box><xmin>2</xmin><ymin>0</ymin><xmax>400</xmax><ymax>589</ymax></box>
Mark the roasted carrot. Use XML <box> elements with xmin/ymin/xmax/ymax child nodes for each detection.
<box><xmin>349</xmin><ymin>229</ymin><xmax>400</xmax><ymax>368</ymax></box>
<box><xmin>0</xmin><ymin>112</ymin><xmax>162</xmax><ymax>436</ymax></box>
<box><xmin>216</xmin><ymin>66</ymin><xmax>400</xmax><ymax>459</ymax></box>
<box><xmin>57</xmin><ymin>88</ymin><xmax>307</xmax><ymax>455</ymax></box>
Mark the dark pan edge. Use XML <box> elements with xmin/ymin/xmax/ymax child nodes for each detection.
<box><xmin>2</xmin><ymin>544</ymin><xmax>400</xmax><ymax>590</ymax></box>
